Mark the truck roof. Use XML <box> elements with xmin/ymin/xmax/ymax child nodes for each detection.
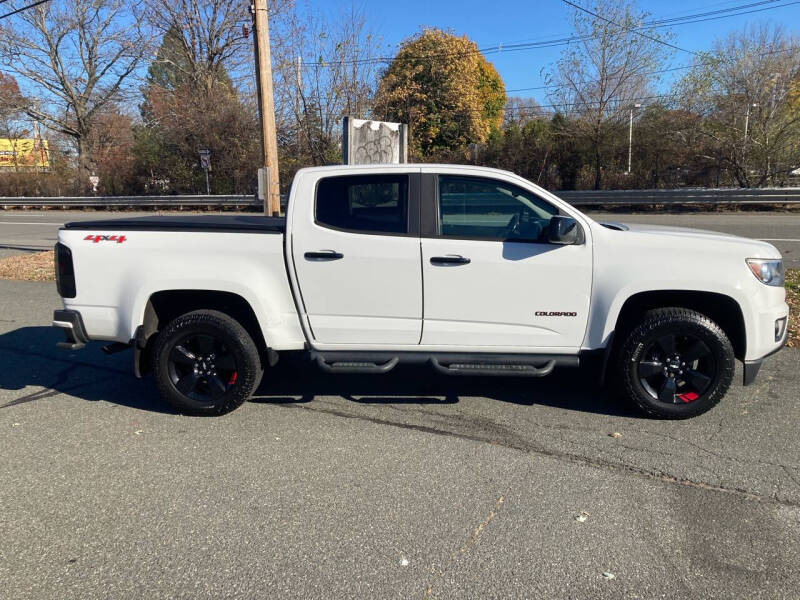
<box><xmin>295</xmin><ymin>163</ymin><xmax>520</xmax><ymax>178</ymax></box>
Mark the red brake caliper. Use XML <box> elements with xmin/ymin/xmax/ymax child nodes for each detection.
<box><xmin>677</xmin><ymin>391</ymin><xmax>699</xmax><ymax>403</ymax></box>
<box><xmin>228</xmin><ymin>372</ymin><xmax>238</xmax><ymax>386</ymax></box>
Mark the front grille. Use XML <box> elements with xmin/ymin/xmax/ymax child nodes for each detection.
<box><xmin>54</xmin><ymin>243</ymin><xmax>76</xmax><ymax>298</ymax></box>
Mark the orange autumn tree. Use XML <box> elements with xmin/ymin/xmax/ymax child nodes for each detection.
<box><xmin>374</xmin><ymin>28</ymin><xmax>505</xmax><ymax>158</ymax></box>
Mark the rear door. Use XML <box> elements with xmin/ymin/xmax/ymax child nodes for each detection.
<box><xmin>420</xmin><ymin>172</ymin><xmax>592</xmax><ymax>350</ymax></box>
<box><xmin>290</xmin><ymin>171</ymin><xmax>423</xmax><ymax>346</ymax></box>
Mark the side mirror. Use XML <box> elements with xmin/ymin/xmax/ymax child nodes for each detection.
<box><xmin>548</xmin><ymin>216</ymin><xmax>584</xmax><ymax>245</ymax></box>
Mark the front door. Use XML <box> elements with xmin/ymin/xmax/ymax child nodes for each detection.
<box><xmin>420</xmin><ymin>173</ymin><xmax>592</xmax><ymax>350</ymax></box>
<box><xmin>291</xmin><ymin>172</ymin><xmax>422</xmax><ymax>346</ymax></box>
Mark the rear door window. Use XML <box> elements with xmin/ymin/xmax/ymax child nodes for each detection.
<box><xmin>316</xmin><ymin>175</ymin><xmax>409</xmax><ymax>234</ymax></box>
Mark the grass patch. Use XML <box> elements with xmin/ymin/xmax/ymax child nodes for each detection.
<box><xmin>786</xmin><ymin>268</ymin><xmax>799</xmax><ymax>348</ymax></box>
<box><xmin>0</xmin><ymin>250</ymin><xmax>55</xmax><ymax>282</ymax></box>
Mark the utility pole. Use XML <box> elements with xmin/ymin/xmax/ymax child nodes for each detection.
<box><xmin>296</xmin><ymin>55</ymin><xmax>302</xmax><ymax>154</ymax></box>
<box><xmin>626</xmin><ymin>103</ymin><xmax>641</xmax><ymax>175</ymax></box>
<box><xmin>251</xmin><ymin>0</ymin><xmax>281</xmax><ymax>215</ymax></box>
<box><xmin>743</xmin><ymin>102</ymin><xmax>758</xmax><ymax>144</ymax></box>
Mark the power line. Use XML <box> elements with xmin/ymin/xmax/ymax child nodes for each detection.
<box><xmin>561</xmin><ymin>0</ymin><xmax>702</xmax><ymax>56</ymax></box>
<box><xmin>0</xmin><ymin>0</ymin><xmax>51</xmax><ymax>20</ymax></box>
<box><xmin>298</xmin><ymin>0</ymin><xmax>798</xmax><ymax>68</ymax></box>
<box><xmin>488</xmin><ymin>0</ymin><xmax>800</xmax><ymax>56</ymax></box>
<box><xmin>503</xmin><ymin>94</ymin><xmax>677</xmax><ymax>113</ymax></box>
<box><xmin>644</xmin><ymin>0</ymin><xmax>800</xmax><ymax>27</ymax></box>
<box><xmin>489</xmin><ymin>0</ymin><xmax>780</xmax><ymax>47</ymax></box>
<box><xmin>641</xmin><ymin>0</ymin><xmax>780</xmax><ymax>26</ymax></box>
<box><xmin>504</xmin><ymin>46</ymin><xmax>795</xmax><ymax>94</ymax></box>
<box><xmin>507</xmin><ymin>65</ymin><xmax>693</xmax><ymax>93</ymax></box>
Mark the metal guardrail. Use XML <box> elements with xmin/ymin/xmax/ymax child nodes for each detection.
<box><xmin>558</xmin><ymin>188</ymin><xmax>800</xmax><ymax>205</ymax></box>
<box><xmin>1</xmin><ymin>189</ymin><xmax>800</xmax><ymax>208</ymax></box>
<box><xmin>0</xmin><ymin>194</ymin><xmax>261</xmax><ymax>208</ymax></box>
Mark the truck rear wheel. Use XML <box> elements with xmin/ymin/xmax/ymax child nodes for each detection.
<box><xmin>152</xmin><ymin>310</ymin><xmax>262</xmax><ymax>415</ymax></box>
<box><xmin>618</xmin><ymin>308</ymin><xmax>735</xmax><ymax>419</ymax></box>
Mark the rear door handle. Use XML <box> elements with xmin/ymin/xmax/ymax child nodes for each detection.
<box><xmin>304</xmin><ymin>250</ymin><xmax>344</xmax><ymax>261</ymax></box>
<box><xmin>430</xmin><ymin>255</ymin><xmax>471</xmax><ymax>265</ymax></box>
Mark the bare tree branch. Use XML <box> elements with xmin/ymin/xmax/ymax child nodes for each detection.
<box><xmin>0</xmin><ymin>0</ymin><xmax>152</xmax><ymax>189</ymax></box>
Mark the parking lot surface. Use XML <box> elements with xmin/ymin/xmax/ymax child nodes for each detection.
<box><xmin>1</xmin><ymin>280</ymin><xmax>799</xmax><ymax>599</ymax></box>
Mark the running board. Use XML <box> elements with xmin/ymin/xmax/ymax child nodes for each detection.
<box><xmin>314</xmin><ymin>355</ymin><xmax>399</xmax><ymax>374</ymax></box>
<box><xmin>309</xmin><ymin>350</ymin><xmax>578</xmax><ymax>376</ymax></box>
<box><xmin>430</xmin><ymin>358</ymin><xmax>557</xmax><ymax>377</ymax></box>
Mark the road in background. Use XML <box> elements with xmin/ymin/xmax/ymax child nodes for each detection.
<box><xmin>1</xmin><ymin>279</ymin><xmax>799</xmax><ymax>598</ymax></box>
<box><xmin>586</xmin><ymin>211</ymin><xmax>800</xmax><ymax>268</ymax></box>
<box><xmin>0</xmin><ymin>211</ymin><xmax>185</xmax><ymax>255</ymax></box>
<box><xmin>1</xmin><ymin>209</ymin><xmax>798</xmax><ymax>267</ymax></box>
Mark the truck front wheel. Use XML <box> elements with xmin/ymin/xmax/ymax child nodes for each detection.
<box><xmin>152</xmin><ymin>310</ymin><xmax>262</xmax><ymax>415</ymax></box>
<box><xmin>618</xmin><ymin>308</ymin><xmax>735</xmax><ymax>419</ymax></box>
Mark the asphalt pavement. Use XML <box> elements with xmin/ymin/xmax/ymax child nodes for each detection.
<box><xmin>1</xmin><ymin>279</ymin><xmax>798</xmax><ymax>599</ymax></box>
<box><xmin>1</xmin><ymin>209</ymin><xmax>799</xmax><ymax>267</ymax></box>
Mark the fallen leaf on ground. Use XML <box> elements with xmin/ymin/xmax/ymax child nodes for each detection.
<box><xmin>0</xmin><ymin>250</ymin><xmax>55</xmax><ymax>281</ymax></box>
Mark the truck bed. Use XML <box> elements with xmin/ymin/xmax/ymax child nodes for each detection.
<box><xmin>63</xmin><ymin>214</ymin><xmax>286</xmax><ymax>233</ymax></box>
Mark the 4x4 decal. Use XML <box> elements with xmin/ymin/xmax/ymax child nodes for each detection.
<box><xmin>84</xmin><ymin>234</ymin><xmax>126</xmax><ymax>244</ymax></box>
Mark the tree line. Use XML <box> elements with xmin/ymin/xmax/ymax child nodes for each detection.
<box><xmin>0</xmin><ymin>0</ymin><xmax>798</xmax><ymax>197</ymax></box>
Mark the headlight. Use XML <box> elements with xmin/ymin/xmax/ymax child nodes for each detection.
<box><xmin>746</xmin><ymin>258</ymin><xmax>784</xmax><ymax>286</ymax></box>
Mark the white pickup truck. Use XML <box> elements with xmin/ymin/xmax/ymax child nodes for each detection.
<box><xmin>52</xmin><ymin>164</ymin><xmax>789</xmax><ymax>418</ymax></box>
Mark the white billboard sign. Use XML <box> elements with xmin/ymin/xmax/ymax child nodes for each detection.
<box><xmin>342</xmin><ymin>117</ymin><xmax>408</xmax><ymax>165</ymax></box>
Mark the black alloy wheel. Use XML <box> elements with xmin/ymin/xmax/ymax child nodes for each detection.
<box><xmin>635</xmin><ymin>332</ymin><xmax>716</xmax><ymax>405</ymax></box>
<box><xmin>167</xmin><ymin>333</ymin><xmax>239</xmax><ymax>403</ymax></box>
<box><xmin>619</xmin><ymin>308</ymin><xmax>735</xmax><ymax>419</ymax></box>
<box><xmin>152</xmin><ymin>310</ymin><xmax>262</xmax><ymax>415</ymax></box>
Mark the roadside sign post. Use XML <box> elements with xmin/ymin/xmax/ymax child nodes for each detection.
<box><xmin>199</xmin><ymin>149</ymin><xmax>211</xmax><ymax>195</ymax></box>
<box><xmin>257</xmin><ymin>167</ymin><xmax>270</xmax><ymax>213</ymax></box>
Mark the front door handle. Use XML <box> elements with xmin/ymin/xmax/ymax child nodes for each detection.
<box><xmin>304</xmin><ymin>250</ymin><xmax>344</xmax><ymax>261</ymax></box>
<box><xmin>430</xmin><ymin>255</ymin><xmax>471</xmax><ymax>265</ymax></box>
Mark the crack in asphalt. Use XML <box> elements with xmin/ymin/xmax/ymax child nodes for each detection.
<box><xmin>322</xmin><ymin>395</ymin><xmax>800</xmax><ymax>475</ymax></box>
<box><xmin>281</xmin><ymin>403</ymin><xmax>800</xmax><ymax>509</ymax></box>
<box><xmin>782</xmin><ymin>465</ymin><xmax>800</xmax><ymax>491</ymax></box>
<box><xmin>423</xmin><ymin>495</ymin><xmax>505</xmax><ymax>599</ymax></box>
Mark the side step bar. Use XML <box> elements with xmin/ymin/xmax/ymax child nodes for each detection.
<box><xmin>430</xmin><ymin>358</ymin><xmax>557</xmax><ymax>377</ymax></box>
<box><xmin>309</xmin><ymin>350</ymin><xmax>578</xmax><ymax>376</ymax></box>
<box><xmin>314</xmin><ymin>355</ymin><xmax>399</xmax><ymax>374</ymax></box>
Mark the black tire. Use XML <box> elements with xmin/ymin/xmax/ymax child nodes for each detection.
<box><xmin>618</xmin><ymin>307</ymin><xmax>735</xmax><ymax>419</ymax></box>
<box><xmin>152</xmin><ymin>310</ymin><xmax>262</xmax><ymax>416</ymax></box>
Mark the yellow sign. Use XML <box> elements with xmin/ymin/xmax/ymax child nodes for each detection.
<box><xmin>0</xmin><ymin>138</ymin><xmax>50</xmax><ymax>169</ymax></box>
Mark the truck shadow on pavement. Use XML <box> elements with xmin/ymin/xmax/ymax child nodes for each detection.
<box><xmin>0</xmin><ymin>326</ymin><xmax>173</xmax><ymax>414</ymax></box>
<box><xmin>0</xmin><ymin>326</ymin><xmax>638</xmax><ymax>418</ymax></box>
<box><xmin>252</xmin><ymin>354</ymin><xmax>638</xmax><ymax>417</ymax></box>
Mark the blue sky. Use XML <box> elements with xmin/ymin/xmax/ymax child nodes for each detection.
<box><xmin>314</xmin><ymin>0</ymin><xmax>800</xmax><ymax>108</ymax></box>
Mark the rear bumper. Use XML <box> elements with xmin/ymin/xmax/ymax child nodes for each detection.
<box><xmin>52</xmin><ymin>309</ymin><xmax>89</xmax><ymax>350</ymax></box>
